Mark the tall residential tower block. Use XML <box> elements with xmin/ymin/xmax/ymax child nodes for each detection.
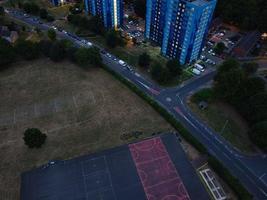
<box><xmin>146</xmin><ymin>0</ymin><xmax>217</xmax><ymax>64</ymax></box>
<box><xmin>84</xmin><ymin>0</ymin><xmax>123</xmax><ymax>29</ymax></box>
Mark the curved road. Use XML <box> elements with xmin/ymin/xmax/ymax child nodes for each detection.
<box><xmin>7</xmin><ymin>9</ymin><xmax>267</xmax><ymax>199</ymax></box>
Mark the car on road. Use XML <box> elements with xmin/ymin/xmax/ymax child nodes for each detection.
<box><xmin>106</xmin><ymin>53</ymin><xmax>112</xmax><ymax>58</ymax></box>
<box><xmin>100</xmin><ymin>50</ymin><xmax>106</xmax><ymax>54</ymax></box>
<box><xmin>119</xmin><ymin>60</ymin><xmax>127</xmax><ymax>67</ymax></box>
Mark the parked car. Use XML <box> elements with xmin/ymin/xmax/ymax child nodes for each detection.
<box><xmin>192</xmin><ymin>68</ymin><xmax>201</xmax><ymax>75</ymax></box>
<box><xmin>194</xmin><ymin>63</ymin><xmax>205</xmax><ymax>72</ymax></box>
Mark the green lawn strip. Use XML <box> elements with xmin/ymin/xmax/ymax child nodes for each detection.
<box><xmin>189</xmin><ymin>102</ymin><xmax>253</xmax><ymax>153</ymax></box>
<box><xmin>101</xmin><ymin>64</ymin><xmax>252</xmax><ymax>200</ymax></box>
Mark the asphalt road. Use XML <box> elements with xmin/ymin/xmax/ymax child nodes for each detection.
<box><xmin>6</xmin><ymin>9</ymin><xmax>267</xmax><ymax>199</ymax></box>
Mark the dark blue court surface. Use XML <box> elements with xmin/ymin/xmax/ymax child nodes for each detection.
<box><xmin>21</xmin><ymin>133</ymin><xmax>210</xmax><ymax>200</ymax></box>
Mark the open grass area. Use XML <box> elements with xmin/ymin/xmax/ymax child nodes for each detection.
<box><xmin>188</xmin><ymin>100</ymin><xmax>256</xmax><ymax>153</ymax></box>
<box><xmin>0</xmin><ymin>59</ymin><xmax>173</xmax><ymax>199</ymax></box>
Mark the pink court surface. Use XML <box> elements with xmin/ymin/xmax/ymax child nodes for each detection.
<box><xmin>129</xmin><ymin>137</ymin><xmax>190</xmax><ymax>200</ymax></box>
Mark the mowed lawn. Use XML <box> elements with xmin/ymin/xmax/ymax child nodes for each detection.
<box><xmin>188</xmin><ymin>100</ymin><xmax>255</xmax><ymax>153</ymax></box>
<box><xmin>0</xmin><ymin>59</ymin><xmax>173</xmax><ymax>199</ymax></box>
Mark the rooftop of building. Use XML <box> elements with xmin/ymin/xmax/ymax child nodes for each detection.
<box><xmin>21</xmin><ymin>133</ymin><xmax>210</xmax><ymax>200</ymax></box>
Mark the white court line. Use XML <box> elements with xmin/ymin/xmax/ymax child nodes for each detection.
<box><xmin>259</xmin><ymin>173</ymin><xmax>266</xmax><ymax>180</ymax></box>
<box><xmin>259</xmin><ymin>188</ymin><xmax>267</xmax><ymax>197</ymax></box>
<box><xmin>13</xmin><ymin>109</ymin><xmax>16</xmax><ymax>124</ymax></box>
<box><xmin>103</xmin><ymin>156</ymin><xmax>117</xmax><ymax>200</ymax></box>
<box><xmin>72</xmin><ymin>95</ymin><xmax>78</xmax><ymax>108</ymax></box>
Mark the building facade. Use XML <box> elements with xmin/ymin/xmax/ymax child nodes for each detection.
<box><xmin>146</xmin><ymin>0</ymin><xmax>217</xmax><ymax>64</ymax></box>
<box><xmin>84</xmin><ymin>0</ymin><xmax>123</xmax><ymax>29</ymax></box>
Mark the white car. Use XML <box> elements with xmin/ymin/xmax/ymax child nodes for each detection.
<box><xmin>192</xmin><ymin>68</ymin><xmax>201</xmax><ymax>75</ymax></box>
<box><xmin>119</xmin><ymin>60</ymin><xmax>127</xmax><ymax>66</ymax></box>
<box><xmin>87</xmin><ymin>42</ymin><xmax>92</xmax><ymax>46</ymax></box>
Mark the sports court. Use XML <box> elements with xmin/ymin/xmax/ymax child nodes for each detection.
<box><xmin>21</xmin><ymin>133</ymin><xmax>209</xmax><ymax>200</ymax></box>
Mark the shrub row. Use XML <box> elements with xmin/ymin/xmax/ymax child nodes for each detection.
<box><xmin>102</xmin><ymin>64</ymin><xmax>252</xmax><ymax>200</ymax></box>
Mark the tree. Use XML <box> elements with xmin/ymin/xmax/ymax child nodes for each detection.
<box><xmin>134</xmin><ymin>0</ymin><xmax>146</xmax><ymax>18</ymax></box>
<box><xmin>39</xmin><ymin>8</ymin><xmax>48</xmax><ymax>19</ymax></box>
<box><xmin>132</xmin><ymin>37</ymin><xmax>137</xmax><ymax>45</ymax></box>
<box><xmin>214</xmin><ymin>42</ymin><xmax>225</xmax><ymax>55</ymax></box>
<box><xmin>214</xmin><ymin>67</ymin><xmax>245</xmax><ymax>104</ymax></box>
<box><xmin>23</xmin><ymin>2</ymin><xmax>40</xmax><ymax>15</ymax></box>
<box><xmin>216</xmin><ymin>58</ymin><xmax>240</xmax><ymax>76</ymax></box>
<box><xmin>47</xmin><ymin>29</ymin><xmax>57</xmax><ymax>41</ymax></box>
<box><xmin>14</xmin><ymin>39</ymin><xmax>40</xmax><ymax>60</ymax></box>
<box><xmin>75</xmin><ymin>47</ymin><xmax>102</xmax><ymax>67</ymax></box>
<box><xmin>0</xmin><ymin>38</ymin><xmax>15</xmax><ymax>69</ymax></box>
<box><xmin>49</xmin><ymin>41</ymin><xmax>65</xmax><ymax>62</ymax></box>
<box><xmin>66</xmin><ymin>46</ymin><xmax>78</xmax><ymax>62</ymax></box>
<box><xmin>138</xmin><ymin>52</ymin><xmax>151</xmax><ymax>68</ymax></box>
<box><xmin>242</xmin><ymin>92</ymin><xmax>267</xmax><ymax>124</ymax></box>
<box><xmin>166</xmin><ymin>59</ymin><xmax>182</xmax><ymax>77</ymax></box>
<box><xmin>46</xmin><ymin>15</ymin><xmax>54</xmax><ymax>22</ymax></box>
<box><xmin>88</xmin><ymin>15</ymin><xmax>104</xmax><ymax>34</ymax></box>
<box><xmin>151</xmin><ymin>63</ymin><xmax>170</xmax><ymax>83</ymax></box>
<box><xmin>23</xmin><ymin>128</ymin><xmax>47</xmax><ymax>148</ymax></box>
<box><xmin>105</xmin><ymin>30</ymin><xmax>123</xmax><ymax>48</ymax></box>
<box><xmin>215</xmin><ymin>0</ymin><xmax>266</xmax><ymax>32</ymax></box>
<box><xmin>0</xmin><ymin>6</ymin><xmax>5</xmax><ymax>16</ymax></box>
<box><xmin>242</xmin><ymin>62</ymin><xmax>259</xmax><ymax>76</ymax></box>
<box><xmin>249</xmin><ymin>121</ymin><xmax>267</xmax><ymax>150</ymax></box>
<box><xmin>39</xmin><ymin>39</ymin><xmax>53</xmax><ymax>57</ymax></box>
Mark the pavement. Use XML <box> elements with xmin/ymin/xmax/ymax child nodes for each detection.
<box><xmin>6</xmin><ymin>8</ymin><xmax>267</xmax><ymax>200</ymax></box>
<box><xmin>21</xmin><ymin>133</ymin><xmax>209</xmax><ymax>200</ymax></box>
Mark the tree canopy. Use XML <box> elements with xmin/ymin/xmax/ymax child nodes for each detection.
<box><xmin>213</xmin><ymin>59</ymin><xmax>267</xmax><ymax>150</ymax></box>
<box><xmin>49</xmin><ymin>41</ymin><xmax>65</xmax><ymax>62</ymax></box>
<box><xmin>138</xmin><ymin>52</ymin><xmax>151</xmax><ymax>68</ymax></box>
<box><xmin>216</xmin><ymin>0</ymin><xmax>267</xmax><ymax>32</ymax></box>
<box><xmin>105</xmin><ymin>30</ymin><xmax>124</xmax><ymax>48</ymax></box>
<box><xmin>166</xmin><ymin>59</ymin><xmax>182</xmax><ymax>78</ymax></box>
<box><xmin>47</xmin><ymin>29</ymin><xmax>57</xmax><ymax>41</ymax></box>
<box><xmin>23</xmin><ymin>128</ymin><xmax>47</xmax><ymax>148</ymax></box>
<box><xmin>0</xmin><ymin>38</ymin><xmax>15</xmax><ymax>69</ymax></box>
<box><xmin>249</xmin><ymin>121</ymin><xmax>267</xmax><ymax>150</ymax></box>
<box><xmin>151</xmin><ymin>63</ymin><xmax>170</xmax><ymax>84</ymax></box>
<box><xmin>213</xmin><ymin>42</ymin><xmax>225</xmax><ymax>55</ymax></box>
<box><xmin>74</xmin><ymin>47</ymin><xmax>102</xmax><ymax>67</ymax></box>
<box><xmin>14</xmin><ymin>39</ymin><xmax>40</xmax><ymax>60</ymax></box>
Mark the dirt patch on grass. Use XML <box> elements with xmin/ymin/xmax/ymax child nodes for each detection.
<box><xmin>0</xmin><ymin>59</ymin><xmax>173</xmax><ymax>199</ymax></box>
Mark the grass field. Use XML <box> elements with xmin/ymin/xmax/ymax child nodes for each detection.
<box><xmin>0</xmin><ymin>59</ymin><xmax>173</xmax><ymax>199</ymax></box>
<box><xmin>188</xmin><ymin>100</ymin><xmax>256</xmax><ymax>153</ymax></box>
